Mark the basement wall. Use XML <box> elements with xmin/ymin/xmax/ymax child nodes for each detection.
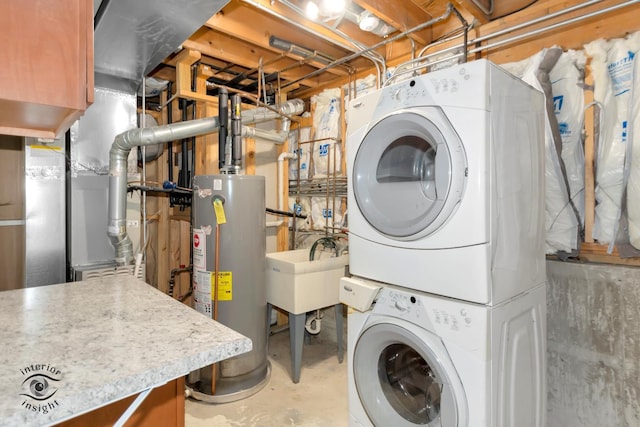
<box><xmin>547</xmin><ymin>260</ymin><xmax>640</xmax><ymax>426</ymax></box>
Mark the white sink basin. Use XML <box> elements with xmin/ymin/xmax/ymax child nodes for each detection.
<box><xmin>266</xmin><ymin>249</ymin><xmax>349</xmax><ymax>314</ymax></box>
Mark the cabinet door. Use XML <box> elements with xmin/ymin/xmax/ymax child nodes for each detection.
<box><xmin>0</xmin><ymin>136</ymin><xmax>24</xmax><ymax>220</ymax></box>
<box><xmin>0</xmin><ymin>135</ymin><xmax>25</xmax><ymax>290</ymax></box>
<box><xmin>0</xmin><ymin>0</ymin><xmax>93</xmax><ymax>138</ymax></box>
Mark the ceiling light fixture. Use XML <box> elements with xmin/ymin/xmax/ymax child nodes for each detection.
<box><xmin>305</xmin><ymin>1</ymin><xmax>319</xmax><ymax>20</ymax></box>
<box><xmin>358</xmin><ymin>11</ymin><xmax>379</xmax><ymax>32</ymax></box>
<box><xmin>304</xmin><ymin>0</ymin><xmax>346</xmax><ymax>20</ymax></box>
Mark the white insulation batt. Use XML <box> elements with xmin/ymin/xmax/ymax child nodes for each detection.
<box><xmin>311</xmin><ymin>197</ymin><xmax>342</xmax><ymax>231</ymax></box>
<box><xmin>288</xmin><ymin>117</ymin><xmax>311</xmax><ymax>180</ymax></box>
<box><xmin>630</xmin><ymin>33</ymin><xmax>640</xmax><ymax>249</ymax></box>
<box><xmin>311</xmin><ymin>88</ymin><xmax>342</xmax><ymax>177</ymax></box>
<box><xmin>550</xmin><ymin>50</ymin><xmax>587</xmax><ymax>229</ymax></box>
<box><xmin>585</xmin><ymin>33</ymin><xmax>640</xmax><ymax>245</ymax></box>
<box><xmin>288</xmin><ymin>196</ymin><xmax>311</xmax><ymax>230</ymax></box>
<box><xmin>502</xmin><ymin>48</ymin><xmax>580</xmax><ymax>254</ymax></box>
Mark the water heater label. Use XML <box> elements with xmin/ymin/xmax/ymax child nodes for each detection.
<box><xmin>193</xmin><ymin>228</ymin><xmax>206</xmax><ymax>269</ymax></box>
<box><xmin>215</xmin><ymin>272</ymin><xmax>233</xmax><ymax>301</ymax></box>
<box><xmin>194</xmin><ymin>269</ymin><xmax>212</xmax><ymax>318</ymax></box>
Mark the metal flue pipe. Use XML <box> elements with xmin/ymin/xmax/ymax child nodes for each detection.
<box><xmin>231</xmin><ymin>94</ymin><xmax>242</xmax><ymax>168</ymax></box>
<box><xmin>108</xmin><ymin>99</ymin><xmax>305</xmax><ymax>264</ymax></box>
<box><xmin>108</xmin><ymin>116</ymin><xmax>222</xmax><ymax>265</ymax></box>
<box><xmin>218</xmin><ymin>88</ymin><xmax>228</xmax><ymax>170</ymax></box>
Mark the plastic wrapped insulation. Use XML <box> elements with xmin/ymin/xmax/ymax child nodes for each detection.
<box><xmin>585</xmin><ymin>34</ymin><xmax>640</xmax><ymax>246</ymax></box>
<box><xmin>288</xmin><ymin>115</ymin><xmax>311</xmax><ymax>180</ymax></box>
<box><xmin>311</xmin><ymin>197</ymin><xmax>343</xmax><ymax>231</ymax></box>
<box><xmin>312</xmin><ymin>88</ymin><xmax>342</xmax><ymax>178</ymax></box>
<box><xmin>502</xmin><ymin>48</ymin><xmax>580</xmax><ymax>254</ymax></box>
<box><xmin>549</xmin><ymin>50</ymin><xmax>587</xmax><ymax>229</ymax></box>
<box><xmin>621</xmin><ymin>32</ymin><xmax>640</xmax><ymax>251</ymax></box>
<box><xmin>288</xmin><ymin>197</ymin><xmax>311</xmax><ymax>230</ymax></box>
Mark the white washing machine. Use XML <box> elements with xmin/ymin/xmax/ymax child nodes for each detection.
<box><xmin>342</xmin><ymin>277</ymin><xmax>546</xmax><ymax>427</ymax></box>
<box><xmin>346</xmin><ymin>59</ymin><xmax>546</xmax><ymax>305</ymax></box>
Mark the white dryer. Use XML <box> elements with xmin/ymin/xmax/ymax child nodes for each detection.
<box><xmin>346</xmin><ymin>59</ymin><xmax>546</xmax><ymax>305</ymax></box>
<box><xmin>343</xmin><ymin>277</ymin><xmax>546</xmax><ymax>427</ymax></box>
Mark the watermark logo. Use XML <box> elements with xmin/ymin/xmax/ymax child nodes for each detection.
<box><xmin>19</xmin><ymin>364</ymin><xmax>62</xmax><ymax>415</ymax></box>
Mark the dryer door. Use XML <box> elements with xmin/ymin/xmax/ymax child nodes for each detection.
<box><xmin>353</xmin><ymin>107</ymin><xmax>466</xmax><ymax>240</ymax></box>
<box><xmin>353</xmin><ymin>319</ymin><xmax>467</xmax><ymax>426</ymax></box>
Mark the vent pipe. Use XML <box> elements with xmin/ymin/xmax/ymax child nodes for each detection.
<box><xmin>231</xmin><ymin>94</ymin><xmax>243</xmax><ymax>169</ymax></box>
<box><xmin>108</xmin><ymin>99</ymin><xmax>305</xmax><ymax>264</ymax></box>
<box><xmin>218</xmin><ymin>88</ymin><xmax>228</xmax><ymax>170</ymax></box>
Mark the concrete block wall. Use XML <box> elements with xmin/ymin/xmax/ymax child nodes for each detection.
<box><xmin>547</xmin><ymin>260</ymin><xmax>640</xmax><ymax>427</ymax></box>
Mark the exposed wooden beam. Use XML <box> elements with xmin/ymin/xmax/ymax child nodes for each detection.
<box><xmin>239</xmin><ymin>0</ymin><xmax>384</xmax><ymax>55</ymax></box>
<box><xmin>352</xmin><ymin>0</ymin><xmax>433</xmax><ymax>45</ymax></box>
<box><xmin>184</xmin><ymin>28</ymin><xmax>341</xmax><ymax>89</ymax></box>
<box><xmin>207</xmin><ymin>1</ymin><xmax>351</xmax><ymax>76</ymax></box>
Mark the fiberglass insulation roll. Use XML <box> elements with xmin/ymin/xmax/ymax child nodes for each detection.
<box><xmin>311</xmin><ymin>197</ymin><xmax>343</xmax><ymax>231</ymax></box>
<box><xmin>288</xmin><ymin>197</ymin><xmax>311</xmax><ymax>231</ymax></box>
<box><xmin>585</xmin><ymin>34</ymin><xmax>640</xmax><ymax>245</ymax></box>
<box><xmin>312</xmin><ymin>88</ymin><xmax>342</xmax><ymax>178</ymax></box>
<box><xmin>549</xmin><ymin>50</ymin><xmax>587</xmax><ymax>228</ymax></box>
<box><xmin>624</xmin><ymin>32</ymin><xmax>640</xmax><ymax>249</ymax></box>
<box><xmin>288</xmin><ymin>117</ymin><xmax>311</xmax><ymax>180</ymax></box>
<box><xmin>502</xmin><ymin>48</ymin><xmax>580</xmax><ymax>254</ymax></box>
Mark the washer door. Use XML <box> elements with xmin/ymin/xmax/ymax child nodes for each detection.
<box><xmin>353</xmin><ymin>108</ymin><xmax>466</xmax><ymax>240</ymax></box>
<box><xmin>354</xmin><ymin>320</ymin><xmax>466</xmax><ymax>426</ymax></box>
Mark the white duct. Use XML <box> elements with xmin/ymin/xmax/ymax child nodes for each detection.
<box><xmin>241</xmin><ymin>117</ymin><xmax>292</xmax><ymax>144</ymax></box>
<box><xmin>108</xmin><ymin>99</ymin><xmax>305</xmax><ymax>264</ymax></box>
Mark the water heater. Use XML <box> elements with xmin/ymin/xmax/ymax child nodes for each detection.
<box><xmin>189</xmin><ymin>174</ymin><xmax>270</xmax><ymax>403</ymax></box>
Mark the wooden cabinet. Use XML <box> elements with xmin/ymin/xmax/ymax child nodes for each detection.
<box><xmin>0</xmin><ymin>136</ymin><xmax>25</xmax><ymax>290</ymax></box>
<box><xmin>56</xmin><ymin>377</ymin><xmax>185</xmax><ymax>427</ymax></box>
<box><xmin>0</xmin><ymin>0</ymin><xmax>93</xmax><ymax>138</ymax></box>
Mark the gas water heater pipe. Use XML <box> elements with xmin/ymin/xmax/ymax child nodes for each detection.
<box><xmin>108</xmin><ymin>99</ymin><xmax>305</xmax><ymax>264</ymax></box>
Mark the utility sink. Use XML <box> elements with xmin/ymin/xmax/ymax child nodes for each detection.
<box><xmin>266</xmin><ymin>249</ymin><xmax>349</xmax><ymax>315</ymax></box>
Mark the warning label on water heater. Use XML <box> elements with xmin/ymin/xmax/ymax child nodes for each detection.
<box><xmin>193</xmin><ymin>269</ymin><xmax>233</xmax><ymax>316</ymax></box>
<box><xmin>193</xmin><ymin>229</ymin><xmax>206</xmax><ymax>270</ymax></box>
<box><xmin>215</xmin><ymin>272</ymin><xmax>233</xmax><ymax>301</ymax></box>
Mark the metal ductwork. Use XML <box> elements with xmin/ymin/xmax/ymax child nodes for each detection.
<box><xmin>108</xmin><ymin>100</ymin><xmax>305</xmax><ymax>264</ymax></box>
<box><xmin>93</xmin><ymin>0</ymin><xmax>230</xmax><ymax>92</ymax></box>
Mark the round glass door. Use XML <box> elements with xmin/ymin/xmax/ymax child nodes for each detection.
<box><xmin>353</xmin><ymin>321</ymin><xmax>464</xmax><ymax>426</ymax></box>
<box><xmin>353</xmin><ymin>109</ymin><xmax>466</xmax><ymax>240</ymax></box>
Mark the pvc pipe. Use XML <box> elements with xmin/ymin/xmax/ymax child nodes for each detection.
<box><xmin>241</xmin><ymin>118</ymin><xmax>291</xmax><ymax>144</ymax></box>
<box><xmin>305</xmin><ymin>310</ymin><xmax>322</xmax><ymax>334</ymax></box>
<box><xmin>268</xmin><ymin>152</ymin><xmax>298</xmax><ymax>228</ymax></box>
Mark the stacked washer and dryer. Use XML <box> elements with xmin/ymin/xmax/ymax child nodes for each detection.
<box><xmin>339</xmin><ymin>59</ymin><xmax>547</xmax><ymax>427</ymax></box>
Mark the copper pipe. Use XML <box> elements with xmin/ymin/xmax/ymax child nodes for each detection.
<box><xmin>211</xmin><ymin>222</ymin><xmax>221</xmax><ymax>395</ymax></box>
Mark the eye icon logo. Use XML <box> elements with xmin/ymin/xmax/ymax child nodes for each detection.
<box><xmin>21</xmin><ymin>374</ymin><xmax>59</xmax><ymax>400</ymax></box>
<box><xmin>19</xmin><ymin>364</ymin><xmax>62</xmax><ymax>415</ymax></box>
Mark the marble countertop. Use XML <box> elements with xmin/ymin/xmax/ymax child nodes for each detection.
<box><xmin>0</xmin><ymin>276</ymin><xmax>252</xmax><ymax>427</ymax></box>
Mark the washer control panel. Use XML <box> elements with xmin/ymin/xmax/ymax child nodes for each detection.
<box><xmin>373</xmin><ymin>287</ymin><xmax>480</xmax><ymax>334</ymax></box>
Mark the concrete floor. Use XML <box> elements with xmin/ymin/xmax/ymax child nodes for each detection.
<box><xmin>186</xmin><ymin>309</ymin><xmax>349</xmax><ymax>427</ymax></box>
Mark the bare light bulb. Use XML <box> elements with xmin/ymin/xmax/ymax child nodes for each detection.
<box><xmin>320</xmin><ymin>0</ymin><xmax>345</xmax><ymax>15</ymax></box>
<box><xmin>305</xmin><ymin>1</ymin><xmax>319</xmax><ymax>20</ymax></box>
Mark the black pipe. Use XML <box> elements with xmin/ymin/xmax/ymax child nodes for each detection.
<box><xmin>167</xmin><ymin>82</ymin><xmax>174</xmax><ymax>183</ymax></box>
<box><xmin>179</xmin><ymin>99</ymin><xmax>189</xmax><ymax>187</ymax></box>
<box><xmin>266</xmin><ymin>207</ymin><xmax>307</xmax><ymax>219</ymax></box>
<box><xmin>231</xmin><ymin>94</ymin><xmax>242</xmax><ymax>168</ymax></box>
<box><xmin>64</xmin><ymin>130</ymin><xmax>72</xmax><ymax>282</ymax></box>
<box><xmin>94</xmin><ymin>0</ymin><xmax>112</xmax><ymax>29</ymax></box>
<box><xmin>218</xmin><ymin>88</ymin><xmax>228</xmax><ymax>170</ymax></box>
<box><xmin>191</xmin><ymin>100</ymin><xmax>196</xmax><ymax>187</ymax></box>
<box><xmin>169</xmin><ymin>265</ymin><xmax>192</xmax><ymax>298</ymax></box>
